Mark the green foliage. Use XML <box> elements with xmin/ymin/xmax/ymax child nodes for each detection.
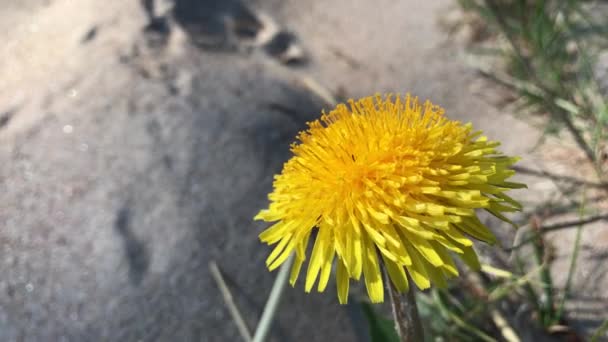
<box><xmin>360</xmin><ymin>302</ymin><xmax>400</xmax><ymax>342</ymax></box>
<box><xmin>429</xmin><ymin>2</ymin><xmax>608</xmax><ymax>340</ymax></box>
<box><xmin>460</xmin><ymin>0</ymin><xmax>608</xmax><ymax>175</ymax></box>
<box><xmin>591</xmin><ymin>318</ymin><xmax>608</xmax><ymax>342</ymax></box>
<box><xmin>418</xmin><ymin>288</ymin><xmax>497</xmax><ymax>341</ymax></box>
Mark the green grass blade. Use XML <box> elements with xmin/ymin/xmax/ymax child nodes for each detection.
<box><xmin>591</xmin><ymin>318</ymin><xmax>608</xmax><ymax>342</ymax></box>
<box><xmin>553</xmin><ymin>188</ymin><xmax>587</xmax><ymax>325</ymax></box>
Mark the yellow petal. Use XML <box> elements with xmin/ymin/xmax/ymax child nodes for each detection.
<box><xmin>362</xmin><ymin>222</ymin><xmax>387</xmax><ymax>248</ymax></box>
<box><xmin>266</xmin><ymin>233</ymin><xmax>293</xmax><ymax>267</ymax></box>
<box><xmin>337</xmin><ymin>259</ymin><xmax>350</xmax><ymax>304</ymax></box>
<box><xmin>404</xmin><ymin>232</ymin><xmax>444</xmax><ymax>267</ymax></box>
<box><xmin>305</xmin><ymin>229</ymin><xmax>326</xmax><ymax>292</ymax></box>
<box><xmin>433</xmin><ymin>233</ymin><xmax>464</xmax><ymax>253</ymax></box>
<box><xmin>384</xmin><ymin>225</ymin><xmax>412</xmax><ymax>266</ymax></box>
<box><xmin>296</xmin><ymin>229</ymin><xmax>312</xmax><ymax>259</ymax></box>
<box><xmin>430</xmin><ymin>241</ymin><xmax>459</xmax><ymax>277</ymax></box>
<box><xmin>459</xmin><ymin>217</ymin><xmax>497</xmax><ymax>244</ymax></box>
<box><xmin>259</xmin><ymin>220</ymin><xmax>295</xmax><ymax>244</ymax></box>
<box><xmin>404</xmin><ymin>244</ymin><xmax>431</xmax><ymax>290</ymax></box>
<box><xmin>395</xmin><ymin>216</ymin><xmax>435</xmax><ymax>239</ymax></box>
<box><xmin>485</xmin><ymin>208</ymin><xmax>517</xmax><ymax>228</ymax></box>
<box><xmin>382</xmin><ymin>254</ymin><xmax>409</xmax><ymax>292</ymax></box>
<box><xmin>268</xmin><ymin>241</ymin><xmax>296</xmax><ymax>271</ymax></box>
<box><xmin>422</xmin><ymin>262</ymin><xmax>447</xmax><ymax>288</ymax></box>
<box><xmin>362</xmin><ymin>235</ymin><xmax>384</xmax><ymax>303</ymax></box>
<box><xmin>254</xmin><ymin>209</ymin><xmax>283</xmax><ymax>221</ymax></box>
<box><xmin>318</xmin><ymin>241</ymin><xmax>336</xmax><ymax>292</ymax></box>
<box><xmin>290</xmin><ymin>254</ymin><xmax>304</xmax><ymax>286</ymax></box>
<box><xmin>461</xmin><ymin>245</ymin><xmax>481</xmax><ymax>270</ymax></box>
<box><xmin>443</xmin><ymin>225</ymin><xmax>474</xmax><ymax>247</ymax></box>
<box><xmin>351</xmin><ymin>224</ymin><xmax>363</xmax><ymax>280</ymax></box>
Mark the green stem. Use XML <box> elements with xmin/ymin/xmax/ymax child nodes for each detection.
<box><xmin>532</xmin><ymin>227</ymin><xmax>555</xmax><ymax>326</ymax></box>
<box><xmin>515</xmin><ymin>254</ymin><xmax>542</xmax><ymax>317</ymax></box>
<box><xmin>432</xmin><ymin>289</ymin><xmax>496</xmax><ymax>342</ymax></box>
<box><xmin>554</xmin><ymin>188</ymin><xmax>587</xmax><ymax>324</ymax></box>
<box><xmin>252</xmin><ymin>255</ymin><xmax>293</xmax><ymax>342</ymax></box>
<box><xmin>383</xmin><ymin>265</ymin><xmax>425</xmax><ymax>342</ymax></box>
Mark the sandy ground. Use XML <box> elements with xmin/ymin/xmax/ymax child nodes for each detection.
<box><xmin>0</xmin><ymin>0</ymin><xmax>606</xmax><ymax>340</ymax></box>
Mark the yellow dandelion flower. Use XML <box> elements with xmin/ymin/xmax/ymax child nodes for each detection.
<box><xmin>255</xmin><ymin>94</ymin><xmax>525</xmax><ymax>304</ymax></box>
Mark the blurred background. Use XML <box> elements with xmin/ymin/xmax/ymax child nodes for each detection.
<box><xmin>0</xmin><ymin>0</ymin><xmax>607</xmax><ymax>340</ymax></box>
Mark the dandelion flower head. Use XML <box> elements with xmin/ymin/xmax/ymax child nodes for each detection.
<box><xmin>255</xmin><ymin>94</ymin><xmax>524</xmax><ymax>304</ymax></box>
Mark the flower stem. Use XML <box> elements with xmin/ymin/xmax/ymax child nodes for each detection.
<box><xmin>383</xmin><ymin>265</ymin><xmax>425</xmax><ymax>342</ymax></box>
<box><xmin>252</xmin><ymin>254</ymin><xmax>293</xmax><ymax>342</ymax></box>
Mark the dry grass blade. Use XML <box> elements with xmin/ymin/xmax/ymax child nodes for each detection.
<box><xmin>209</xmin><ymin>261</ymin><xmax>253</xmax><ymax>342</ymax></box>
